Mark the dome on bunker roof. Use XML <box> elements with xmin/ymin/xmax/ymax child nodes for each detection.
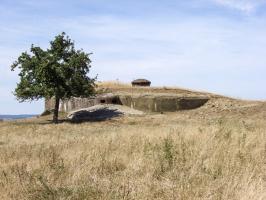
<box><xmin>131</xmin><ymin>79</ymin><xmax>151</xmax><ymax>84</ymax></box>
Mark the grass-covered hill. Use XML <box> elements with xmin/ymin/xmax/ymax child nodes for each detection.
<box><xmin>0</xmin><ymin>83</ymin><xmax>265</xmax><ymax>200</ymax></box>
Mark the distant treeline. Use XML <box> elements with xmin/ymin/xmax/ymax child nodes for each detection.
<box><xmin>0</xmin><ymin>115</ymin><xmax>37</xmax><ymax>121</ymax></box>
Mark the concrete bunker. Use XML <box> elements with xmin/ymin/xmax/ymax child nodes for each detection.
<box><xmin>119</xmin><ymin>95</ymin><xmax>209</xmax><ymax>112</ymax></box>
<box><xmin>45</xmin><ymin>94</ymin><xmax>208</xmax><ymax>113</ymax></box>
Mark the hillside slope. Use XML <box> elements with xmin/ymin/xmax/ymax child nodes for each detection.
<box><xmin>0</xmin><ymin>84</ymin><xmax>265</xmax><ymax>200</ymax></box>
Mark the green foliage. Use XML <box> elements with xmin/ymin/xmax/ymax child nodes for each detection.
<box><xmin>162</xmin><ymin>136</ymin><xmax>174</xmax><ymax>170</ymax></box>
<box><xmin>11</xmin><ymin>32</ymin><xmax>96</xmax><ymax>122</ymax></box>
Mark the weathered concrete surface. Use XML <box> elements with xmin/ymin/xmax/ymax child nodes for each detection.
<box><xmin>45</xmin><ymin>93</ymin><xmax>209</xmax><ymax>113</ymax></box>
<box><xmin>45</xmin><ymin>94</ymin><xmax>120</xmax><ymax>112</ymax></box>
<box><xmin>67</xmin><ymin>104</ymin><xmax>144</xmax><ymax>122</ymax></box>
<box><xmin>119</xmin><ymin>95</ymin><xmax>209</xmax><ymax>112</ymax></box>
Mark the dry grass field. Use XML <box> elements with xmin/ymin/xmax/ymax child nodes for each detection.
<box><xmin>96</xmin><ymin>81</ymin><xmax>132</xmax><ymax>89</ymax></box>
<box><xmin>96</xmin><ymin>81</ymin><xmax>220</xmax><ymax>97</ymax></box>
<box><xmin>0</xmin><ymin>93</ymin><xmax>265</xmax><ymax>199</ymax></box>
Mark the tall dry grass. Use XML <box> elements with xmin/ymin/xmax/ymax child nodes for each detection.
<box><xmin>96</xmin><ymin>81</ymin><xmax>132</xmax><ymax>89</ymax></box>
<box><xmin>0</xmin><ymin>113</ymin><xmax>265</xmax><ymax>200</ymax></box>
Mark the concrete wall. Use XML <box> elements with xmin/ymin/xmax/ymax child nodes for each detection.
<box><xmin>45</xmin><ymin>94</ymin><xmax>121</xmax><ymax>112</ymax></box>
<box><xmin>119</xmin><ymin>95</ymin><xmax>209</xmax><ymax>112</ymax></box>
<box><xmin>45</xmin><ymin>94</ymin><xmax>208</xmax><ymax>113</ymax></box>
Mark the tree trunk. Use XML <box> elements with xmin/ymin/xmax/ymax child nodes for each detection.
<box><xmin>53</xmin><ymin>96</ymin><xmax>60</xmax><ymax>124</ymax></box>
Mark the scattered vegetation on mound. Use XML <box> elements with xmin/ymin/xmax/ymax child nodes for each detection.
<box><xmin>0</xmin><ymin>106</ymin><xmax>265</xmax><ymax>199</ymax></box>
<box><xmin>96</xmin><ymin>80</ymin><xmax>132</xmax><ymax>89</ymax></box>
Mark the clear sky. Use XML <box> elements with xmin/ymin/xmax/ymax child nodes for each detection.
<box><xmin>0</xmin><ymin>0</ymin><xmax>266</xmax><ymax>114</ymax></box>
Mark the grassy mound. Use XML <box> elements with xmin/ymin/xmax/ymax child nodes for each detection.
<box><xmin>0</xmin><ymin>103</ymin><xmax>265</xmax><ymax>199</ymax></box>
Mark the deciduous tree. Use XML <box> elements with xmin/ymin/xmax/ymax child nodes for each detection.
<box><xmin>11</xmin><ymin>32</ymin><xmax>96</xmax><ymax>123</ymax></box>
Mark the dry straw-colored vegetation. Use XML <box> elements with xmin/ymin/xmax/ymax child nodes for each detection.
<box><xmin>0</xmin><ymin>99</ymin><xmax>265</xmax><ymax>200</ymax></box>
<box><xmin>96</xmin><ymin>81</ymin><xmax>132</xmax><ymax>89</ymax></box>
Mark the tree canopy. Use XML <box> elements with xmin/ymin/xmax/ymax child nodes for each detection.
<box><xmin>11</xmin><ymin>32</ymin><xmax>96</xmax><ymax>123</ymax></box>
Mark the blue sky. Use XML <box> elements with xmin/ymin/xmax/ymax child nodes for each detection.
<box><xmin>0</xmin><ymin>0</ymin><xmax>266</xmax><ymax>114</ymax></box>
